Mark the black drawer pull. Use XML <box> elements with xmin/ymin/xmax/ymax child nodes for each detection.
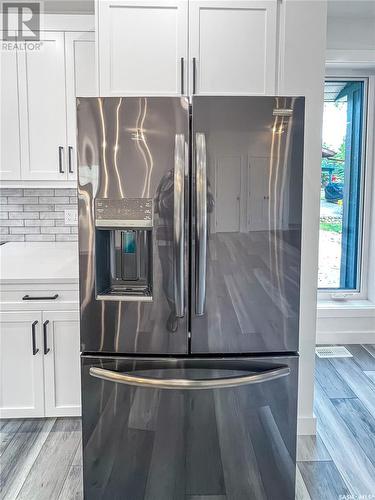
<box><xmin>23</xmin><ymin>294</ymin><xmax>59</xmax><ymax>301</ymax></box>
<box><xmin>43</xmin><ymin>320</ymin><xmax>50</xmax><ymax>355</ymax></box>
<box><xmin>31</xmin><ymin>320</ymin><xmax>39</xmax><ymax>355</ymax></box>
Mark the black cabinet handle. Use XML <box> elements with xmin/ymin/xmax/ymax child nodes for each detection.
<box><xmin>68</xmin><ymin>146</ymin><xmax>74</xmax><ymax>174</ymax></box>
<box><xmin>23</xmin><ymin>294</ymin><xmax>59</xmax><ymax>301</ymax></box>
<box><xmin>43</xmin><ymin>320</ymin><xmax>50</xmax><ymax>355</ymax></box>
<box><xmin>180</xmin><ymin>57</ymin><xmax>184</xmax><ymax>95</ymax></box>
<box><xmin>192</xmin><ymin>57</ymin><xmax>197</xmax><ymax>94</ymax></box>
<box><xmin>58</xmin><ymin>146</ymin><xmax>64</xmax><ymax>174</ymax></box>
<box><xmin>31</xmin><ymin>320</ymin><xmax>39</xmax><ymax>355</ymax></box>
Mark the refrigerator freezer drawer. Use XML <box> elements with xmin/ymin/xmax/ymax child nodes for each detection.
<box><xmin>81</xmin><ymin>355</ymin><xmax>298</xmax><ymax>500</ymax></box>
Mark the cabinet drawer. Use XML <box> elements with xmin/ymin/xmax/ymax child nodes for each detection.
<box><xmin>0</xmin><ymin>288</ymin><xmax>78</xmax><ymax>304</ymax></box>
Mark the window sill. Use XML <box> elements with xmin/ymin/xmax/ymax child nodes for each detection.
<box><xmin>317</xmin><ymin>298</ymin><xmax>375</xmax><ymax>317</ymax></box>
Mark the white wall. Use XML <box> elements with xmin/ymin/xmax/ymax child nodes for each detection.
<box><xmin>326</xmin><ymin>1</ymin><xmax>375</xmax><ymax>67</ymax></box>
<box><xmin>327</xmin><ymin>16</ymin><xmax>375</xmax><ymax>51</ymax></box>
<box><xmin>318</xmin><ymin>2</ymin><xmax>375</xmax><ymax>344</ymax></box>
<box><xmin>278</xmin><ymin>0</ymin><xmax>328</xmax><ymax>435</ymax></box>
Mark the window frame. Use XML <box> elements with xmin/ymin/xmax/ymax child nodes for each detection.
<box><xmin>318</xmin><ymin>75</ymin><xmax>372</xmax><ymax>301</ymax></box>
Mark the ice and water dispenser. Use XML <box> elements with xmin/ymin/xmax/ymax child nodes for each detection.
<box><xmin>94</xmin><ymin>199</ymin><xmax>153</xmax><ymax>301</ymax></box>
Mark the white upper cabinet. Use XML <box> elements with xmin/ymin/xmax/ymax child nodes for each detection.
<box><xmin>0</xmin><ymin>50</ymin><xmax>21</xmax><ymax>180</ymax></box>
<box><xmin>66</xmin><ymin>32</ymin><xmax>97</xmax><ymax>99</ymax></box>
<box><xmin>65</xmin><ymin>31</ymin><xmax>97</xmax><ymax>180</ymax></box>
<box><xmin>189</xmin><ymin>0</ymin><xmax>278</xmax><ymax>95</ymax></box>
<box><xmin>18</xmin><ymin>32</ymin><xmax>68</xmax><ymax>180</ymax></box>
<box><xmin>98</xmin><ymin>0</ymin><xmax>188</xmax><ymax>95</ymax></box>
<box><xmin>2</xmin><ymin>28</ymin><xmax>95</xmax><ymax>184</ymax></box>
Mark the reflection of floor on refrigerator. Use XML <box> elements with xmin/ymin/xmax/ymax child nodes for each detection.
<box><xmin>204</xmin><ymin>231</ymin><xmax>300</xmax><ymax>351</ymax></box>
<box><xmin>1</xmin><ymin>345</ymin><xmax>374</xmax><ymax>500</ymax></box>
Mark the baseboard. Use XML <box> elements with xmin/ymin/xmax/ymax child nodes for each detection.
<box><xmin>316</xmin><ymin>306</ymin><xmax>375</xmax><ymax>345</ymax></box>
<box><xmin>297</xmin><ymin>416</ymin><xmax>317</xmax><ymax>436</ymax></box>
<box><xmin>316</xmin><ymin>331</ymin><xmax>375</xmax><ymax>344</ymax></box>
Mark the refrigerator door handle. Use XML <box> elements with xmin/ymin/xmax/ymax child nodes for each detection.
<box><xmin>195</xmin><ymin>132</ymin><xmax>207</xmax><ymax>316</ymax></box>
<box><xmin>89</xmin><ymin>365</ymin><xmax>290</xmax><ymax>390</ymax></box>
<box><xmin>174</xmin><ymin>134</ymin><xmax>185</xmax><ymax>318</ymax></box>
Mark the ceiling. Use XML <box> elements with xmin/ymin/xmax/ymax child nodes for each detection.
<box><xmin>41</xmin><ymin>1</ymin><xmax>375</xmax><ymax>18</ymax></box>
<box><xmin>43</xmin><ymin>1</ymin><xmax>94</xmax><ymax>14</ymax></box>
<box><xmin>35</xmin><ymin>1</ymin><xmax>375</xmax><ymax>19</ymax></box>
<box><xmin>328</xmin><ymin>0</ymin><xmax>375</xmax><ymax>19</ymax></box>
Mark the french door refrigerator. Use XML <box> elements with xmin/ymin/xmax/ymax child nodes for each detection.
<box><xmin>77</xmin><ymin>96</ymin><xmax>304</xmax><ymax>500</ymax></box>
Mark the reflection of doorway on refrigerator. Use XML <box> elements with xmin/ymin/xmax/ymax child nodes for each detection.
<box><xmin>248</xmin><ymin>157</ymin><xmax>274</xmax><ymax>231</ymax></box>
<box><xmin>215</xmin><ymin>156</ymin><xmax>241</xmax><ymax>233</ymax></box>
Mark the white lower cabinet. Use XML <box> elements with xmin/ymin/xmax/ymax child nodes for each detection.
<box><xmin>0</xmin><ymin>309</ymin><xmax>81</xmax><ymax>419</ymax></box>
<box><xmin>0</xmin><ymin>312</ymin><xmax>44</xmax><ymax>418</ymax></box>
<box><xmin>43</xmin><ymin>311</ymin><xmax>81</xmax><ymax>417</ymax></box>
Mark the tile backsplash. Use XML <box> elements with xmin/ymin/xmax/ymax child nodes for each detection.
<box><xmin>0</xmin><ymin>188</ymin><xmax>78</xmax><ymax>242</ymax></box>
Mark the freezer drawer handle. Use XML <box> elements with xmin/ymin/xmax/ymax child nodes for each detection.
<box><xmin>89</xmin><ymin>365</ymin><xmax>290</xmax><ymax>390</ymax></box>
<box><xmin>195</xmin><ymin>132</ymin><xmax>207</xmax><ymax>316</ymax></box>
<box><xmin>174</xmin><ymin>134</ymin><xmax>185</xmax><ymax>318</ymax></box>
<box><xmin>23</xmin><ymin>294</ymin><xmax>59</xmax><ymax>301</ymax></box>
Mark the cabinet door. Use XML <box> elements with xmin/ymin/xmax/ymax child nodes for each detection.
<box><xmin>65</xmin><ymin>31</ymin><xmax>97</xmax><ymax>181</ymax></box>
<box><xmin>0</xmin><ymin>50</ymin><xmax>21</xmax><ymax>180</ymax></box>
<box><xmin>18</xmin><ymin>32</ymin><xmax>68</xmax><ymax>180</ymax></box>
<box><xmin>189</xmin><ymin>0</ymin><xmax>277</xmax><ymax>95</ymax></box>
<box><xmin>43</xmin><ymin>311</ymin><xmax>81</xmax><ymax>417</ymax></box>
<box><xmin>0</xmin><ymin>311</ymin><xmax>44</xmax><ymax>418</ymax></box>
<box><xmin>98</xmin><ymin>0</ymin><xmax>188</xmax><ymax>95</ymax></box>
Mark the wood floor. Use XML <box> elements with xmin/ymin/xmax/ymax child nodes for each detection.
<box><xmin>1</xmin><ymin>344</ymin><xmax>374</xmax><ymax>500</ymax></box>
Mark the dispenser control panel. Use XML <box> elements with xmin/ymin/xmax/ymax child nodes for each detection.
<box><xmin>95</xmin><ymin>198</ymin><xmax>153</xmax><ymax>228</ymax></box>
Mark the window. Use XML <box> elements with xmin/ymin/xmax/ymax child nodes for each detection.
<box><xmin>318</xmin><ymin>79</ymin><xmax>367</xmax><ymax>293</ymax></box>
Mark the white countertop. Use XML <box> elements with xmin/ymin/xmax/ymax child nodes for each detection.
<box><xmin>0</xmin><ymin>242</ymin><xmax>79</xmax><ymax>284</ymax></box>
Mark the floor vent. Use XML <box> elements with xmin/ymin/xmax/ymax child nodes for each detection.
<box><xmin>316</xmin><ymin>346</ymin><xmax>353</xmax><ymax>358</ymax></box>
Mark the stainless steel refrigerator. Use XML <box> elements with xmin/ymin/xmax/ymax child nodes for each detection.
<box><xmin>77</xmin><ymin>96</ymin><xmax>304</xmax><ymax>500</ymax></box>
